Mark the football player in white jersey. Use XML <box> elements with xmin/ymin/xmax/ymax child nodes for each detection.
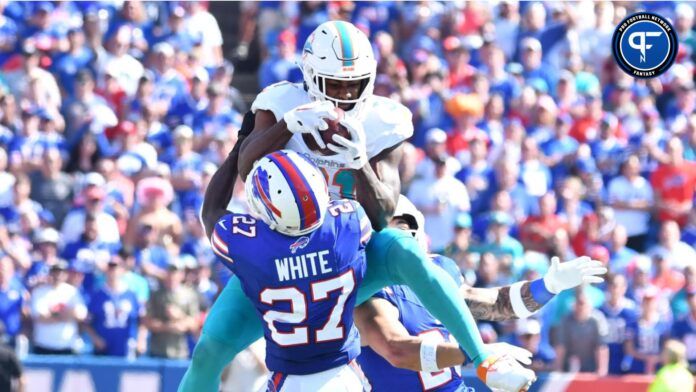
<box><xmin>180</xmin><ymin>20</ymin><xmax>537</xmax><ymax>392</ymax></box>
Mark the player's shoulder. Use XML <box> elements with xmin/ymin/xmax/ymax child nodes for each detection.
<box><xmin>210</xmin><ymin>212</ymin><xmax>263</xmax><ymax>262</ymax></box>
<box><xmin>363</xmin><ymin>96</ymin><xmax>414</xmax><ymax>158</ymax></box>
<box><xmin>251</xmin><ymin>82</ymin><xmax>309</xmax><ymax>119</ymax></box>
<box><xmin>326</xmin><ymin>199</ymin><xmax>372</xmax><ymax>245</ymax></box>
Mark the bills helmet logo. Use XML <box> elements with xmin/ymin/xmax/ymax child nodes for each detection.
<box><xmin>289</xmin><ymin>236</ymin><xmax>310</xmax><ymax>254</ymax></box>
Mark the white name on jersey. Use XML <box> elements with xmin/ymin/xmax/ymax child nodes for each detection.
<box><xmin>275</xmin><ymin>250</ymin><xmax>333</xmax><ymax>282</ymax></box>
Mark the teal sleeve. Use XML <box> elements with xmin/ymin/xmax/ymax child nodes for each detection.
<box><xmin>178</xmin><ymin>276</ymin><xmax>263</xmax><ymax>392</ymax></box>
<box><xmin>361</xmin><ymin>229</ymin><xmax>490</xmax><ymax>366</ymax></box>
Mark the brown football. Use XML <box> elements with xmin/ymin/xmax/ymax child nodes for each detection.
<box><xmin>302</xmin><ymin>107</ymin><xmax>351</xmax><ymax>156</ymax></box>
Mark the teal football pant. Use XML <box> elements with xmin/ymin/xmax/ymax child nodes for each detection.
<box><xmin>178</xmin><ymin>229</ymin><xmax>488</xmax><ymax>392</ymax></box>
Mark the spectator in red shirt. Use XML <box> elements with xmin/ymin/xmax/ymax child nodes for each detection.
<box><xmin>442</xmin><ymin>36</ymin><xmax>476</xmax><ymax>90</ymax></box>
<box><xmin>651</xmin><ymin>253</ymin><xmax>685</xmax><ymax>295</ymax></box>
<box><xmin>445</xmin><ymin>93</ymin><xmax>487</xmax><ymax>162</ymax></box>
<box><xmin>520</xmin><ymin>191</ymin><xmax>567</xmax><ymax>253</ymax></box>
<box><xmin>569</xmin><ymin>93</ymin><xmax>603</xmax><ymax>143</ymax></box>
<box><xmin>651</xmin><ymin>137</ymin><xmax>696</xmax><ymax>227</ymax></box>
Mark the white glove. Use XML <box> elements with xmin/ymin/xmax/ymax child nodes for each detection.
<box><xmin>326</xmin><ymin>114</ymin><xmax>368</xmax><ymax>169</ymax></box>
<box><xmin>283</xmin><ymin>101</ymin><xmax>338</xmax><ymax>150</ymax></box>
<box><xmin>486</xmin><ymin>343</ymin><xmax>533</xmax><ymax>366</ymax></box>
<box><xmin>543</xmin><ymin>256</ymin><xmax>608</xmax><ymax>294</ymax></box>
<box><xmin>477</xmin><ymin>354</ymin><xmax>536</xmax><ymax>392</ymax></box>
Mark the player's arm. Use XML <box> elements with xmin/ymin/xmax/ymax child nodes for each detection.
<box><xmin>461</xmin><ymin>283</ymin><xmax>543</xmax><ymax>322</ymax></box>
<box><xmin>238</xmin><ymin>101</ymin><xmax>338</xmax><ymax>179</ymax></box>
<box><xmin>237</xmin><ymin>110</ymin><xmax>293</xmax><ymax>180</ymax></box>
<box><xmin>354</xmin><ymin>297</ymin><xmax>465</xmax><ymax>371</ymax></box>
<box><xmin>200</xmin><ymin>111</ymin><xmax>255</xmax><ymax>237</ymax></box>
<box><xmin>463</xmin><ymin>256</ymin><xmax>608</xmax><ymax>321</ymax></box>
<box><xmin>353</xmin><ymin>143</ymin><xmax>402</xmax><ymax>231</ymax></box>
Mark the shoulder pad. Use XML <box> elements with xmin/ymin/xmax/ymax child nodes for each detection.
<box><xmin>251</xmin><ymin>82</ymin><xmax>310</xmax><ymax>121</ymax></box>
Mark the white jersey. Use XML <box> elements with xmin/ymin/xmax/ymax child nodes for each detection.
<box><xmin>251</xmin><ymin>82</ymin><xmax>413</xmax><ymax>200</ymax></box>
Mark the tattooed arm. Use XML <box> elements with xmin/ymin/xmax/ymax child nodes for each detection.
<box><xmin>460</xmin><ymin>283</ymin><xmax>545</xmax><ymax>322</ymax></box>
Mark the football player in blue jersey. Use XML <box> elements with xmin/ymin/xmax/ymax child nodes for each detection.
<box><xmin>208</xmin><ymin>149</ymin><xmax>371</xmax><ymax>390</ymax></box>
<box><xmin>180</xmin><ymin>20</ymin><xmax>537</xmax><ymax>392</ymax></box>
<box><xmin>354</xmin><ymin>196</ymin><xmax>607</xmax><ymax>391</ymax></box>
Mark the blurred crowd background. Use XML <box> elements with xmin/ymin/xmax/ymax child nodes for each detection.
<box><xmin>0</xmin><ymin>0</ymin><xmax>695</xmax><ymax>387</ymax></box>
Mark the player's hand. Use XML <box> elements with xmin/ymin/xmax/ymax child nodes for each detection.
<box><xmin>326</xmin><ymin>114</ymin><xmax>368</xmax><ymax>169</ymax></box>
<box><xmin>477</xmin><ymin>354</ymin><xmax>536</xmax><ymax>392</ymax></box>
<box><xmin>486</xmin><ymin>343</ymin><xmax>533</xmax><ymax>366</ymax></box>
<box><xmin>543</xmin><ymin>256</ymin><xmax>607</xmax><ymax>294</ymax></box>
<box><xmin>283</xmin><ymin>101</ymin><xmax>338</xmax><ymax>150</ymax></box>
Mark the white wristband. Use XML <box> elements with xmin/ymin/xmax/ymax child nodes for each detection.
<box><xmin>510</xmin><ymin>281</ymin><xmax>534</xmax><ymax>318</ymax></box>
<box><xmin>420</xmin><ymin>340</ymin><xmax>440</xmax><ymax>372</ymax></box>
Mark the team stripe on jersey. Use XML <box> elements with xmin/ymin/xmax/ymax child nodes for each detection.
<box><xmin>268</xmin><ymin>372</ymin><xmax>288</xmax><ymax>391</ymax></box>
<box><xmin>360</xmin><ymin>216</ymin><xmax>372</xmax><ymax>245</ymax></box>
<box><xmin>267</xmin><ymin>151</ymin><xmax>321</xmax><ymax>230</ymax></box>
<box><xmin>210</xmin><ymin>229</ymin><xmax>234</xmax><ymax>264</ymax></box>
<box><xmin>255</xmin><ymin>171</ymin><xmax>283</xmax><ymax>218</ymax></box>
<box><xmin>334</xmin><ymin>21</ymin><xmax>355</xmax><ymax>66</ymax></box>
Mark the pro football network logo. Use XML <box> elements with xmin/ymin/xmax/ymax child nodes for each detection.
<box><xmin>289</xmin><ymin>236</ymin><xmax>310</xmax><ymax>254</ymax></box>
<box><xmin>612</xmin><ymin>12</ymin><xmax>678</xmax><ymax>78</ymax></box>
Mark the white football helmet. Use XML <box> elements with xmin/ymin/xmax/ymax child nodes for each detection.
<box><xmin>245</xmin><ymin>150</ymin><xmax>330</xmax><ymax>236</ymax></box>
<box><xmin>392</xmin><ymin>195</ymin><xmax>428</xmax><ymax>251</ymax></box>
<box><xmin>301</xmin><ymin>20</ymin><xmax>377</xmax><ymax>115</ymax></box>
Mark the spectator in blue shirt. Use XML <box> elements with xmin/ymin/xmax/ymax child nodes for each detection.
<box><xmin>599</xmin><ymin>274</ymin><xmax>637</xmax><ymax>375</ymax></box>
<box><xmin>21</xmin><ymin>2</ymin><xmax>69</xmax><ymax>54</ymax></box>
<box><xmin>150</xmin><ymin>6</ymin><xmax>198</xmax><ymax>54</ymax></box>
<box><xmin>167</xmin><ymin>69</ymin><xmax>209</xmax><ymax>129</ymax></box>
<box><xmin>132</xmin><ymin>223</ymin><xmax>170</xmax><ymax>284</ymax></box>
<box><xmin>542</xmin><ymin>113</ymin><xmax>579</xmax><ymax>184</ymax></box>
<box><xmin>61</xmin><ymin>212</ymin><xmax>115</xmax><ymax>267</ymax></box>
<box><xmin>85</xmin><ymin>256</ymin><xmax>142</xmax><ymax>357</ymax></box>
<box><xmin>52</xmin><ymin>28</ymin><xmax>95</xmax><ymax>98</ymax></box>
<box><xmin>149</xmin><ymin>42</ymin><xmax>187</xmax><ymax>113</ymax></box>
<box><xmin>591</xmin><ymin>113</ymin><xmax>626</xmax><ymax>183</ymax></box>
<box><xmin>191</xmin><ymin>83</ymin><xmax>240</xmax><ymax>150</ymax></box>
<box><xmin>258</xmin><ymin>29</ymin><xmax>302</xmax><ymax>89</ymax></box>
<box><xmin>514</xmin><ymin>318</ymin><xmax>555</xmax><ymax>372</ymax></box>
<box><xmin>106</xmin><ymin>1</ymin><xmax>150</xmax><ymax>59</ymax></box>
<box><xmin>608</xmin><ymin>225</ymin><xmax>638</xmax><ymax>276</ymax></box>
<box><xmin>0</xmin><ymin>255</ymin><xmax>26</xmax><ymax>346</ymax></box>
<box><xmin>0</xmin><ymin>2</ymin><xmax>19</xmax><ymax>67</ymax></box>
<box><xmin>520</xmin><ymin>37</ymin><xmax>556</xmax><ymax>95</ymax></box>
<box><xmin>168</xmin><ymin>126</ymin><xmax>203</xmax><ymax>212</ymax></box>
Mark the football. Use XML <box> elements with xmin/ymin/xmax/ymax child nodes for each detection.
<box><xmin>302</xmin><ymin>106</ymin><xmax>351</xmax><ymax>156</ymax></box>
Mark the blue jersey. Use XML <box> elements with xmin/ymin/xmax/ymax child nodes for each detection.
<box><xmin>0</xmin><ymin>278</ymin><xmax>25</xmax><ymax>339</ymax></box>
<box><xmin>358</xmin><ymin>255</ymin><xmax>466</xmax><ymax>392</ymax></box>
<box><xmin>599</xmin><ymin>300</ymin><xmax>637</xmax><ymax>374</ymax></box>
<box><xmin>626</xmin><ymin>318</ymin><xmax>671</xmax><ymax>374</ymax></box>
<box><xmin>671</xmin><ymin>316</ymin><xmax>696</xmax><ymax>368</ymax></box>
<box><xmin>88</xmin><ymin>287</ymin><xmax>141</xmax><ymax>356</ymax></box>
<box><xmin>211</xmin><ymin>199</ymin><xmax>371</xmax><ymax>375</ymax></box>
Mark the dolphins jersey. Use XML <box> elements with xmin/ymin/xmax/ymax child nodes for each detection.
<box><xmin>358</xmin><ymin>255</ymin><xmax>467</xmax><ymax>391</ymax></box>
<box><xmin>210</xmin><ymin>199</ymin><xmax>372</xmax><ymax>375</ymax></box>
<box><xmin>251</xmin><ymin>82</ymin><xmax>413</xmax><ymax>200</ymax></box>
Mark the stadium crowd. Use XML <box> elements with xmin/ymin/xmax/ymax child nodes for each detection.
<box><xmin>0</xmin><ymin>0</ymin><xmax>695</xmax><ymax>386</ymax></box>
